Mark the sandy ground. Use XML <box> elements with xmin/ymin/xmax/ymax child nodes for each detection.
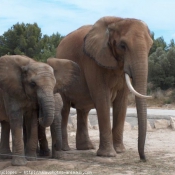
<box><xmin>0</xmin><ymin>128</ymin><xmax>175</xmax><ymax>175</ymax></box>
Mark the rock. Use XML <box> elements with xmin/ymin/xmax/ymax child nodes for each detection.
<box><xmin>147</xmin><ymin>121</ymin><xmax>153</xmax><ymax>131</ymax></box>
<box><xmin>154</xmin><ymin>119</ymin><xmax>170</xmax><ymax>129</ymax></box>
<box><xmin>67</xmin><ymin>123</ymin><xmax>73</xmax><ymax>130</ymax></box>
<box><xmin>124</xmin><ymin>122</ymin><xmax>132</xmax><ymax>131</ymax></box>
<box><xmin>133</xmin><ymin>125</ymin><xmax>138</xmax><ymax>130</ymax></box>
<box><xmin>133</xmin><ymin>120</ymin><xmax>152</xmax><ymax>131</ymax></box>
<box><xmin>70</xmin><ymin>115</ymin><xmax>77</xmax><ymax>130</ymax></box>
<box><xmin>170</xmin><ymin>117</ymin><xmax>175</xmax><ymax>130</ymax></box>
<box><xmin>70</xmin><ymin>132</ymin><xmax>76</xmax><ymax>136</ymax></box>
<box><xmin>93</xmin><ymin>125</ymin><xmax>99</xmax><ymax>130</ymax></box>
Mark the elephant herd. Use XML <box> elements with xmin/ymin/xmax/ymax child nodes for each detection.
<box><xmin>0</xmin><ymin>16</ymin><xmax>153</xmax><ymax>166</ymax></box>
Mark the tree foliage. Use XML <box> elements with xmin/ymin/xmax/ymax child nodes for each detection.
<box><xmin>149</xmin><ymin>32</ymin><xmax>167</xmax><ymax>55</ymax></box>
<box><xmin>149</xmin><ymin>47</ymin><xmax>175</xmax><ymax>90</ymax></box>
<box><xmin>0</xmin><ymin>22</ymin><xmax>63</xmax><ymax>62</ymax></box>
<box><xmin>0</xmin><ymin>22</ymin><xmax>175</xmax><ymax>90</ymax></box>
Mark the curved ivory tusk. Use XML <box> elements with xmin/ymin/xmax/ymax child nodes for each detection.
<box><xmin>125</xmin><ymin>74</ymin><xmax>152</xmax><ymax>99</ymax></box>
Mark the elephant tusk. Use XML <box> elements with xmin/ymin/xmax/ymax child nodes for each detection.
<box><xmin>125</xmin><ymin>74</ymin><xmax>152</xmax><ymax>99</ymax></box>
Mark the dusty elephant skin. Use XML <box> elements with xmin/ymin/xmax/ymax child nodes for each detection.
<box><xmin>27</xmin><ymin>59</ymin><xmax>79</xmax><ymax>161</ymax></box>
<box><xmin>36</xmin><ymin>93</ymin><xmax>63</xmax><ymax>159</ymax></box>
<box><xmin>0</xmin><ymin>55</ymin><xmax>56</xmax><ymax>166</ymax></box>
<box><xmin>47</xmin><ymin>16</ymin><xmax>153</xmax><ymax>161</ymax></box>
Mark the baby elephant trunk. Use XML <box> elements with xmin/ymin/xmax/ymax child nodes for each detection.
<box><xmin>38</xmin><ymin>89</ymin><xmax>55</xmax><ymax>127</ymax></box>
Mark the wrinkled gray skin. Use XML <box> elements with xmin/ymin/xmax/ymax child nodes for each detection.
<box><xmin>24</xmin><ymin>93</ymin><xmax>63</xmax><ymax>159</ymax></box>
<box><xmin>0</xmin><ymin>55</ymin><xmax>56</xmax><ymax>166</ymax></box>
<box><xmin>48</xmin><ymin>16</ymin><xmax>153</xmax><ymax>161</ymax></box>
<box><xmin>35</xmin><ymin>58</ymin><xmax>80</xmax><ymax>158</ymax></box>
<box><xmin>0</xmin><ymin>55</ymin><xmax>80</xmax><ymax>166</ymax></box>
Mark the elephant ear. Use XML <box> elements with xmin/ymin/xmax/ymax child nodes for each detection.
<box><xmin>47</xmin><ymin>58</ymin><xmax>80</xmax><ymax>91</ymax></box>
<box><xmin>0</xmin><ymin>55</ymin><xmax>30</xmax><ymax>97</ymax></box>
<box><xmin>83</xmin><ymin>17</ymin><xmax>120</xmax><ymax>69</ymax></box>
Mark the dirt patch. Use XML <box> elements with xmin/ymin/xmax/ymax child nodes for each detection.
<box><xmin>0</xmin><ymin>129</ymin><xmax>175</xmax><ymax>175</ymax></box>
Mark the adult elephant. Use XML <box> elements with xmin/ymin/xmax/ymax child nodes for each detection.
<box><xmin>48</xmin><ymin>16</ymin><xmax>153</xmax><ymax>161</ymax></box>
<box><xmin>0</xmin><ymin>55</ymin><xmax>79</xmax><ymax>165</ymax></box>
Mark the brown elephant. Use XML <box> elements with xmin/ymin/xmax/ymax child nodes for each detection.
<box><xmin>47</xmin><ymin>16</ymin><xmax>153</xmax><ymax>161</ymax></box>
<box><xmin>0</xmin><ymin>55</ymin><xmax>79</xmax><ymax>166</ymax></box>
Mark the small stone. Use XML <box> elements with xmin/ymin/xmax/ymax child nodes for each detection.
<box><xmin>133</xmin><ymin>121</ymin><xmax>152</xmax><ymax>131</ymax></box>
<box><xmin>154</xmin><ymin>119</ymin><xmax>170</xmax><ymax>129</ymax></box>
<box><xmin>70</xmin><ymin>115</ymin><xmax>77</xmax><ymax>130</ymax></box>
<box><xmin>70</xmin><ymin>115</ymin><xmax>92</xmax><ymax>130</ymax></box>
<box><xmin>70</xmin><ymin>132</ymin><xmax>76</xmax><ymax>136</ymax></box>
<box><xmin>170</xmin><ymin>117</ymin><xmax>175</xmax><ymax>130</ymax></box>
<box><xmin>124</xmin><ymin>122</ymin><xmax>132</xmax><ymax>131</ymax></box>
<box><xmin>93</xmin><ymin>125</ymin><xmax>99</xmax><ymax>130</ymax></box>
<box><xmin>147</xmin><ymin>121</ymin><xmax>153</xmax><ymax>131</ymax></box>
<box><xmin>67</xmin><ymin>123</ymin><xmax>73</xmax><ymax>130</ymax></box>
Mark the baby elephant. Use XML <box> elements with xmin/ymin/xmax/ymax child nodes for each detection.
<box><xmin>23</xmin><ymin>93</ymin><xmax>63</xmax><ymax>159</ymax></box>
<box><xmin>0</xmin><ymin>55</ymin><xmax>79</xmax><ymax>166</ymax></box>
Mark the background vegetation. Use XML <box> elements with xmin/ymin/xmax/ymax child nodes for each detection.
<box><xmin>0</xmin><ymin>23</ymin><xmax>63</xmax><ymax>62</ymax></box>
<box><xmin>0</xmin><ymin>22</ymin><xmax>175</xmax><ymax>105</ymax></box>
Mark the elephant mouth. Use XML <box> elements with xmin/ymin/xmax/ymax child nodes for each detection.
<box><xmin>125</xmin><ymin>73</ymin><xmax>152</xmax><ymax>99</ymax></box>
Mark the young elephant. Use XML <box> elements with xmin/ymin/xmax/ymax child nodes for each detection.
<box><xmin>24</xmin><ymin>93</ymin><xmax>63</xmax><ymax>159</ymax></box>
<box><xmin>0</xmin><ymin>55</ymin><xmax>79</xmax><ymax>166</ymax></box>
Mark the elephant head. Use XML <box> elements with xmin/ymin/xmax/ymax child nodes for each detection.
<box><xmin>83</xmin><ymin>17</ymin><xmax>153</xmax><ymax>160</ymax></box>
<box><xmin>0</xmin><ymin>55</ymin><xmax>56</xmax><ymax>127</ymax></box>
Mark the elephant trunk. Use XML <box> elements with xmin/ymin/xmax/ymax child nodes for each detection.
<box><xmin>53</xmin><ymin>93</ymin><xmax>63</xmax><ymax>151</ymax></box>
<box><xmin>38</xmin><ymin>88</ymin><xmax>55</xmax><ymax>127</ymax></box>
<box><xmin>131</xmin><ymin>54</ymin><xmax>149</xmax><ymax>161</ymax></box>
<box><xmin>133</xmin><ymin>63</ymin><xmax>148</xmax><ymax>160</ymax></box>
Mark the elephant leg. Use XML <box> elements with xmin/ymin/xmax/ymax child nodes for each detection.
<box><xmin>76</xmin><ymin>109</ymin><xmax>95</xmax><ymax>150</ymax></box>
<box><xmin>112</xmin><ymin>86</ymin><xmax>129</xmax><ymax>153</ymax></box>
<box><xmin>51</xmin><ymin>93</ymin><xmax>63</xmax><ymax>158</ymax></box>
<box><xmin>95</xmin><ymin>101</ymin><xmax>116</xmax><ymax>157</ymax></box>
<box><xmin>38</xmin><ymin>125</ymin><xmax>50</xmax><ymax>156</ymax></box>
<box><xmin>24</xmin><ymin>110</ymin><xmax>38</xmax><ymax>161</ymax></box>
<box><xmin>61</xmin><ymin>99</ymin><xmax>71</xmax><ymax>151</ymax></box>
<box><xmin>0</xmin><ymin>121</ymin><xmax>12</xmax><ymax>159</ymax></box>
<box><xmin>4</xmin><ymin>95</ymin><xmax>27</xmax><ymax>166</ymax></box>
<box><xmin>50</xmin><ymin>117</ymin><xmax>62</xmax><ymax>158</ymax></box>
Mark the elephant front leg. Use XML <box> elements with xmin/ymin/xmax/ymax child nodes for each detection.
<box><xmin>112</xmin><ymin>86</ymin><xmax>129</xmax><ymax>153</ymax></box>
<box><xmin>0</xmin><ymin>121</ymin><xmax>12</xmax><ymax>159</ymax></box>
<box><xmin>4</xmin><ymin>95</ymin><xmax>27</xmax><ymax>166</ymax></box>
<box><xmin>10</xmin><ymin>116</ymin><xmax>27</xmax><ymax>166</ymax></box>
<box><xmin>24</xmin><ymin>110</ymin><xmax>38</xmax><ymax>161</ymax></box>
<box><xmin>76</xmin><ymin>109</ymin><xmax>95</xmax><ymax>150</ymax></box>
<box><xmin>96</xmin><ymin>101</ymin><xmax>116</xmax><ymax>157</ymax></box>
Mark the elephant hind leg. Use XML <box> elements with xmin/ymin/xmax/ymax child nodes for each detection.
<box><xmin>0</xmin><ymin>121</ymin><xmax>12</xmax><ymax>159</ymax></box>
<box><xmin>76</xmin><ymin>109</ymin><xmax>95</xmax><ymax>150</ymax></box>
<box><xmin>61</xmin><ymin>98</ymin><xmax>71</xmax><ymax>151</ymax></box>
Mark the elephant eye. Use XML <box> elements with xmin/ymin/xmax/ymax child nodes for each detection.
<box><xmin>119</xmin><ymin>42</ymin><xmax>126</xmax><ymax>51</ymax></box>
<box><xmin>30</xmin><ymin>81</ymin><xmax>36</xmax><ymax>88</ymax></box>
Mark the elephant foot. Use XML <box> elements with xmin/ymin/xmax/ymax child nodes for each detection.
<box><xmin>38</xmin><ymin>149</ymin><xmax>50</xmax><ymax>157</ymax></box>
<box><xmin>52</xmin><ymin>150</ymin><xmax>62</xmax><ymax>159</ymax></box>
<box><xmin>76</xmin><ymin>138</ymin><xmax>95</xmax><ymax>150</ymax></box>
<box><xmin>12</xmin><ymin>156</ymin><xmax>27</xmax><ymax>166</ymax></box>
<box><xmin>0</xmin><ymin>150</ymin><xmax>12</xmax><ymax>159</ymax></box>
<box><xmin>26</xmin><ymin>152</ymin><xmax>37</xmax><ymax>161</ymax></box>
<box><xmin>114</xmin><ymin>143</ymin><xmax>126</xmax><ymax>153</ymax></box>
<box><xmin>97</xmin><ymin>147</ymin><xmax>117</xmax><ymax>157</ymax></box>
<box><xmin>62</xmin><ymin>142</ymin><xmax>71</xmax><ymax>151</ymax></box>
